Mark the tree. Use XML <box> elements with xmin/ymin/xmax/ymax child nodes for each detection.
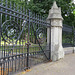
<box><xmin>2</xmin><ymin>0</ymin><xmax>75</xmax><ymax>26</ymax></box>
<box><xmin>27</xmin><ymin>0</ymin><xmax>75</xmax><ymax>26</ymax></box>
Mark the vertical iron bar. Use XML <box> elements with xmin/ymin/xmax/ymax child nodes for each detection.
<box><xmin>74</xmin><ymin>30</ymin><xmax>75</xmax><ymax>53</ymax></box>
<box><xmin>49</xmin><ymin>20</ymin><xmax>51</xmax><ymax>60</ymax></box>
<box><xmin>13</xmin><ymin>3</ymin><xmax>16</xmax><ymax>20</ymax></box>
<box><xmin>19</xmin><ymin>42</ymin><xmax>21</xmax><ymax>70</ymax></box>
<box><xmin>72</xmin><ymin>25</ymin><xmax>75</xmax><ymax>53</ymax></box>
<box><xmin>21</xmin><ymin>6</ymin><xmax>24</xmax><ymax>70</ymax></box>
<box><xmin>26</xmin><ymin>43</ymin><xmax>29</xmax><ymax>69</ymax></box>
<box><xmin>0</xmin><ymin>11</ymin><xmax>2</xmax><ymax>71</ymax></box>
<box><xmin>26</xmin><ymin>9</ymin><xmax>31</xmax><ymax>69</ymax></box>
<box><xmin>0</xmin><ymin>0</ymin><xmax>3</xmax><ymax>46</ymax></box>
<box><xmin>9</xmin><ymin>1</ymin><xmax>12</xmax><ymax>20</ymax></box>
<box><xmin>18</xmin><ymin>4</ymin><xmax>20</xmax><ymax>70</ymax></box>
<box><xmin>0</xmin><ymin>12</ymin><xmax>1</xmax><ymax>47</ymax></box>
<box><xmin>5</xmin><ymin>0</ymin><xmax>8</xmax><ymax>57</ymax></box>
<box><xmin>1</xmin><ymin>63</ymin><xmax>2</xmax><ymax>75</ymax></box>
<box><xmin>3</xmin><ymin>43</ymin><xmax>5</xmax><ymax>75</ymax></box>
<box><xmin>19</xmin><ymin>6</ymin><xmax>21</xmax><ymax>70</ymax></box>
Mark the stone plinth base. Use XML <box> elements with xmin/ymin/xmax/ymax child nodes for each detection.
<box><xmin>52</xmin><ymin>46</ymin><xmax>64</xmax><ymax>61</ymax></box>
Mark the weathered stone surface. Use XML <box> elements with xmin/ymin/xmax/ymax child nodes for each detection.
<box><xmin>47</xmin><ymin>1</ymin><xmax>63</xmax><ymax>20</ymax></box>
<box><xmin>47</xmin><ymin>1</ymin><xmax>64</xmax><ymax>61</ymax></box>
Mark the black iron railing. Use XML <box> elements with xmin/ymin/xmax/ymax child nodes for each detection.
<box><xmin>0</xmin><ymin>0</ymin><xmax>51</xmax><ymax>75</ymax></box>
<box><xmin>62</xmin><ymin>24</ymin><xmax>75</xmax><ymax>47</ymax></box>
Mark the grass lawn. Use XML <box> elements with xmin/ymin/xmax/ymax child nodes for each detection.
<box><xmin>0</xmin><ymin>40</ymin><xmax>47</xmax><ymax>53</ymax></box>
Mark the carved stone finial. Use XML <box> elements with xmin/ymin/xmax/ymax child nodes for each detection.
<box><xmin>52</xmin><ymin>1</ymin><xmax>58</xmax><ymax>9</ymax></box>
<box><xmin>47</xmin><ymin>1</ymin><xmax>63</xmax><ymax>20</ymax></box>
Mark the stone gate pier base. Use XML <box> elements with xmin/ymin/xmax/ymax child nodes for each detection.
<box><xmin>47</xmin><ymin>1</ymin><xmax>64</xmax><ymax>61</ymax></box>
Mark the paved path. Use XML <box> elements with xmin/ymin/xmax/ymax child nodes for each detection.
<box><xmin>16</xmin><ymin>53</ymin><xmax>75</xmax><ymax>75</ymax></box>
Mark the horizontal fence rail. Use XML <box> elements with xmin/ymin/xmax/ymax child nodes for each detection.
<box><xmin>63</xmin><ymin>24</ymin><xmax>73</xmax><ymax>33</ymax></box>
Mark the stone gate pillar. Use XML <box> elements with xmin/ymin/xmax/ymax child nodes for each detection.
<box><xmin>47</xmin><ymin>1</ymin><xmax>64</xmax><ymax>61</ymax></box>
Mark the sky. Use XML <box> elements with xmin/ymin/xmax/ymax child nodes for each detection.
<box><xmin>73</xmin><ymin>0</ymin><xmax>75</xmax><ymax>4</ymax></box>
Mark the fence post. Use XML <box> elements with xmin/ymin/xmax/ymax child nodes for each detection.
<box><xmin>47</xmin><ymin>1</ymin><xmax>64</xmax><ymax>61</ymax></box>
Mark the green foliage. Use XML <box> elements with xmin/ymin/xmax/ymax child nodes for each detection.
<box><xmin>28</xmin><ymin>0</ymin><xmax>74</xmax><ymax>26</ymax></box>
<box><xmin>32</xmin><ymin>0</ymin><xmax>75</xmax><ymax>26</ymax></box>
<box><xmin>2</xmin><ymin>0</ymin><xmax>75</xmax><ymax>26</ymax></box>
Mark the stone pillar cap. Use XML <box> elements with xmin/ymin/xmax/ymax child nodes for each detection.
<box><xmin>47</xmin><ymin>1</ymin><xmax>63</xmax><ymax>20</ymax></box>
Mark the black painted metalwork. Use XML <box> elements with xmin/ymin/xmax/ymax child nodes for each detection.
<box><xmin>0</xmin><ymin>0</ymin><xmax>51</xmax><ymax>75</ymax></box>
<box><xmin>1</xmin><ymin>20</ymin><xmax>27</xmax><ymax>44</ymax></box>
<box><xmin>62</xmin><ymin>24</ymin><xmax>74</xmax><ymax>47</ymax></box>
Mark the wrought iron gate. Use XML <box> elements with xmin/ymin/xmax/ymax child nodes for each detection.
<box><xmin>0</xmin><ymin>0</ymin><xmax>51</xmax><ymax>75</ymax></box>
